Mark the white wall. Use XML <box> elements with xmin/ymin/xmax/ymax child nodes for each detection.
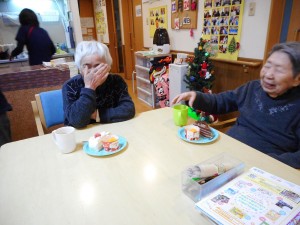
<box><xmin>142</xmin><ymin>0</ymin><xmax>271</xmax><ymax>60</ymax></box>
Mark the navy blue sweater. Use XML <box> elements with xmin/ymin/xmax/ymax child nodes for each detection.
<box><xmin>62</xmin><ymin>74</ymin><xmax>135</xmax><ymax>128</ymax></box>
<box><xmin>193</xmin><ymin>80</ymin><xmax>300</xmax><ymax>168</ymax></box>
<box><xmin>11</xmin><ymin>25</ymin><xmax>55</xmax><ymax>65</ymax></box>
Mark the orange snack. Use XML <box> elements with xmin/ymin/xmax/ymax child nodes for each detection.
<box><xmin>102</xmin><ymin>135</ymin><xmax>119</xmax><ymax>152</ymax></box>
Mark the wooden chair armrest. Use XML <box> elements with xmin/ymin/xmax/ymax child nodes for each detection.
<box><xmin>31</xmin><ymin>100</ymin><xmax>45</xmax><ymax>136</ymax></box>
<box><xmin>210</xmin><ymin>118</ymin><xmax>237</xmax><ymax>129</ymax></box>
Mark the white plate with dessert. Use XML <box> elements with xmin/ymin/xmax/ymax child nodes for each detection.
<box><xmin>83</xmin><ymin>131</ymin><xmax>127</xmax><ymax>156</ymax></box>
<box><xmin>178</xmin><ymin>121</ymin><xmax>219</xmax><ymax>144</ymax></box>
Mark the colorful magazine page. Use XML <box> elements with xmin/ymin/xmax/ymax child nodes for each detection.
<box><xmin>195</xmin><ymin>167</ymin><xmax>300</xmax><ymax>225</ymax></box>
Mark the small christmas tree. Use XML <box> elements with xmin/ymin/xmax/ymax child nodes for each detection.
<box><xmin>184</xmin><ymin>38</ymin><xmax>217</xmax><ymax>123</ymax></box>
<box><xmin>184</xmin><ymin>38</ymin><xmax>215</xmax><ymax>93</ymax></box>
<box><xmin>228</xmin><ymin>36</ymin><xmax>237</xmax><ymax>54</ymax></box>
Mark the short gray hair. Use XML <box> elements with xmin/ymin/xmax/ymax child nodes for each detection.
<box><xmin>269</xmin><ymin>42</ymin><xmax>300</xmax><ymax>77</ymax></box>
<box><xmin>74</xmin><ymin>41</ymin><xmax>113</xmax><ymax>69</ymax></box>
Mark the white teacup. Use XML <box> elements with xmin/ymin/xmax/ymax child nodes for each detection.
<box><xmin>52</xmin><ymin>126</ymin><xmax>76</xmax><ymax>154</ymax></box>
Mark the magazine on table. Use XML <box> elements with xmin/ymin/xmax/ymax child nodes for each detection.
<box><xmin>195</xmin><ymin>167</ymin><xmax>300</xmax><ymax>225</ymax></box>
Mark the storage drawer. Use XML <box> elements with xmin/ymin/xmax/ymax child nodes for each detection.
<box><xmin>137</xmin><ymin>87</ymin><xmax>153</xmax><ymax>107</ymax></box>
<box><xmin>135</xmin><ymin>56</ymin><xmax>152</xmax><ymax>68</ymax></box>
<box><xmin>135</xmin><ymin>65</ymin><xmax>150</xmax><ymax>80</ymax></box>
<box><xmin>136</xmin><ymin>76</ymin><xmax>152</xmax><ymax>93</ymax></box>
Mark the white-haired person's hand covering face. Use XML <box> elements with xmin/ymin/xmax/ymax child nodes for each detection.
<box><xmin>75</xmin><ymin>41</ymin><xmax>112</xmax><ymax>90</ymax></box>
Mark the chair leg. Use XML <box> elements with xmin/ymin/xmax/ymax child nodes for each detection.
<box><xmin>31</xmin><ymin>101</ymin><xmax>45</xmax><ymax>136</ymax></box>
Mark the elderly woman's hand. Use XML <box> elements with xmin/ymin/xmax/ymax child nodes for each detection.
<box><xmin>171</xmin><ymin>91</ymin><xmax>197</xmax><ymax>107</ymax></box>
<box><xmin>83</xmin><ymin>63</ymin><xmax>111</xmax><ymax>90</ymax></box>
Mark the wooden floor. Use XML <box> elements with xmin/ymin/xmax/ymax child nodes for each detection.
<box><xmin>122</xmin><ymin>75</ymin><xmax>154</xmax><ymax>114</ymax></box>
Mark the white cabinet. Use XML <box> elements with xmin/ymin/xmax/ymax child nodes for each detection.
<box><xmin>169</xmin><ymin>64</ymin><xmax>189</xmax><ymax>102</ymax></box>
<box><xmin>134</xmin><ymin>52</ymin><xmax>171</xmax><ymax>108</ymax></box>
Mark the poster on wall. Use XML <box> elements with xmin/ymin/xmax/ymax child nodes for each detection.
<box><xmin>94</xmin><ymin>0</ymin><xmax>108</xmax><ymax>43</ymax></box>
<box><xmin>136</xmin><ymin>5</ymin><xmax>142</xmax><ymax>17</ymax></box>
<box><xmin>80</xmin><ymin>17</ymin><xmax>95</xmax><ymax>41</ymax></box>
<box><xmin>95</xmin><ymin>0</ymin><xmax>106</xmax><ymax>9</ymax></box>
<box><xmin>149</xmin><ymin>5</ymin><xmax>168</xmax><ymax>38</ymax></box>
<box><xmin>95</xmin><ymin>11</ymin><xmax>106</xmax><ymax>35</ymax></box>
<box><xmin>202</xmin><ymin>0</ymin><xmax>244</xmax><ymax>60</ymax></box>
<box><xmin>95</xmin><ymin>10</ymin><xmax>107</xmax><ymax>42</ymax></box>
<box><xmin>80</xmin><ymin>17</ymin><xmax>94</xmax><ymax>28</ymax></box>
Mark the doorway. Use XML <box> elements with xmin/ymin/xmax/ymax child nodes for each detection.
<box><xmin>106</xmin><ymin>0</ymin><xmax>123</xmax><ymax>73</ymax></box>
<box><xmin>113</xmin><ymin>0</ymin><xmax>123</xmax><ymax>72</ymax></box>
<box><xmin>106</xmin><ymin>0</ymin><xmax>144</xmax><ymax>79</ymax></box>
<box><xmin>285</xmin><ymin>0</ymin><xmax>300</xmax><ymax>42</ymax></box>
<box><xmin>264</xmin><ymin>0</ymin><xmax>300</xmax><ymax>60</ymax></box>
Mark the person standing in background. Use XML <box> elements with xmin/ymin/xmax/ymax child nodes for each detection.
<box><xmin>10</xmin><ymin>8</ymin><xmax>56</xmax><ymax>65</ymax></box>
<box><xmin>0</xmin><ymin>89</ymin><xmax>12</xmax><ymax>147</ymax></box>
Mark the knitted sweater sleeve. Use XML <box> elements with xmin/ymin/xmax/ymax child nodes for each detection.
<box><xmin>62</xmin><ymin>76</ymin><xmax>96</xmax><ymax>128</ymax></box>
<box><xmin>192</xmin><ymin>89</ymin><xmax>239</xmax><ymax>114</ymax></box>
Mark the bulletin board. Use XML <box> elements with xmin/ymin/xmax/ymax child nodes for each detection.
<box><xmin>202</xmin><ymin>0</ymin><xmax>245</xmax><ymax>60</ymax></box>
<box><xmin>171</xmin><ymin>0</ymin><xmax>198</xmax><ymax>29</ymax></box>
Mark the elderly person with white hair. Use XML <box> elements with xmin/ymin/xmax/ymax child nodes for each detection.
<box><xmin>62</xmin><ymin>41</ymin><xmax>135</xmax><ymax>128</ymax></box>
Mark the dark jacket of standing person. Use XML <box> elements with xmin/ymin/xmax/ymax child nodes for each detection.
<box><xmin>10</xmin><ymin>8</ymin><xmax>56</xmax><ymax>66</ymax></box>
<box><xmin>0</xmin><ymin>89</ymin><xmax>12</xmax><ymax>147</ymax></box>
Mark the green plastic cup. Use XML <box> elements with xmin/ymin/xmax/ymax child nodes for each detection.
<box><xmin>173</xmin><ymin>104</ymin><xmax>189</xmax><ymax>126</ymax></box>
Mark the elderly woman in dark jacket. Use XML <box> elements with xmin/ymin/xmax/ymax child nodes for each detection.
<box><xmin>62</xmin><ymin>41</ymin><xmax>135</xmax><ymax>128</ymax></box>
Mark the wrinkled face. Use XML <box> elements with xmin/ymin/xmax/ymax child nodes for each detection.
<box><xmin>80</xmin><ymin>54</ymin><xmax>106</xmax><ymax>73</ymax></box>
<box><xmin>260</xmin><ymin>51</ymin><xmax>300</xmax><ymax>98</ymax></box>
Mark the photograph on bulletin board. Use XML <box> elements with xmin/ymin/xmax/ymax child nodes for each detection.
<box><xmin>149</xmin><ymin>6</ymin><xmax>168</xmax><ymax>38</ymax></box>
<box><xmin>202</xmin><ymin>0</ymin><xmax>244</xmax><ymax>60</ymax></box>
<box><xmin>171</xmin><ymin>0</ymin><xmax>198</xmax><ymax>30</ymax></box>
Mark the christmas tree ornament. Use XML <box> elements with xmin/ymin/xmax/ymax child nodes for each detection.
<box><xmin>205</xmin><ymin>72</ymin><xmax>211</xmax><ymax>79</ymax></box>
<box><xmin>190</xmin><ymin>76</ymin><xmax>195</xmax><ymax>81</ymax></box>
